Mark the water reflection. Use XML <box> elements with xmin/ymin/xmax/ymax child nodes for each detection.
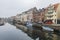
<box><xmin>16</xmin><ymin>24</ymin><xmax>46</xmax><ymax>40</ymax></box>
<box><xmin>16</xmin><ymin>24</ymin><xmax>60</xmax><ymax>40</ymax></box>
<box><xmin>0</xmin><ymin>23</ymin><xmax>33</xmax><ymax>40</ymax></box>
<box><xmin>0</xmin><ymin>23</ymin><xmax>60</xmax><ymax>40</ymax></box>
<box><xmin>45</xmin><ymin>32</ymin><xmax>60</xmax><ymax>40</ymax></box>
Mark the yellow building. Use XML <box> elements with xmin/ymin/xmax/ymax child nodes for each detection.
<box><xmin>45</xmin><ymin>3</ymin><xmax>60</xmax><ymax>24</ymax></box>
<box><xmin>56</xmin><ymin>3</ymin><xmax>60</xmax><ymax>24</ymax></box>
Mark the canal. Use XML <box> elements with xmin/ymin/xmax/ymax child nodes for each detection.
<box><xmin>0</xmin><ymin>23</ymin><xmax>35</xmax><ymax>40</ymax></box>
<box><xmin>0</xmin><ymin>23</ymin><xmax>60</xmax><ymax>40</ymax></box>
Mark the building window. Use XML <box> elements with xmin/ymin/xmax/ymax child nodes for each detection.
<box><xmin>57</xmin><ymin>19</ymin><xmax>60</xmax><ymax>24</ymax></box>
<box><xmin>48</xmin><ymin>12</ymin><xmax>53</xmax><ymax>14</ymax></box>
<box><xmin>55</xmin><ymin>15</ymin><xmax>56</xmax><ymax>16</ymax></box>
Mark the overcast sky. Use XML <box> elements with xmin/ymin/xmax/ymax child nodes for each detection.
<box><xmin>0</xmin><ymin>0</ymin><xmax>60</xmax><ymax>17</ymax></box>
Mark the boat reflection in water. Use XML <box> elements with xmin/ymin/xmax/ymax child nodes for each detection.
<box><xmin>15</xmin><ymin>23</ymin><xmax>47</xmax><ymax>40</ymax></box>
<box><xmin>16</xmin><ymin>23</ymin><xmax>60</xmax><ymax>40</ymax></box>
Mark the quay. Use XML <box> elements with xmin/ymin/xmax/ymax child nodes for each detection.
<box><xmin>12</xmin><ymin>20</ymin><xmax>60</xmax><ymax>40</ymax></box>
<box><xmin>32</xmin><ymin>23</ymin><xmax>60</xmax><ymax>32</ymax></box>
<box><xmin>42</xmin><ymin>24</ymin><xmax>60</xmax><ymax>30</ymax></box>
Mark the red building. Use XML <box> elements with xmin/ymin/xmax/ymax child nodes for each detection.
<box><xmin>33</xmin><ymin>8</ymin><xmax>45</xmax><ymax>23</ymax></box>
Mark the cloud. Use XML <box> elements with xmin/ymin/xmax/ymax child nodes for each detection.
<box><xmin>0</xmin><ymin>0</ymin><xmax>60</xmax><ymax>17</ymax></box>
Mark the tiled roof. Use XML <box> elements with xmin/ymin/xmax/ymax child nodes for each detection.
<box><xmin>44</xmin><ymin>3</ymin><xmax>60</xmax><ymax>12</ymax></box>
<box><xmin>53</xmin><ymin>3</ymin><xmax>60</xmax><ymax>11</ymax></box>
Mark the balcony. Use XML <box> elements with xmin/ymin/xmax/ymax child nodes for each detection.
<box><xmin>45</xmin><ymin>14</ymin><xmax>53</xmax><ymax>17</ymax></box>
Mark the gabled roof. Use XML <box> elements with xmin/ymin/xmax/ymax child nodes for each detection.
<box><xmin>53</xmin><ymin>3</ymin><xmax>60</xmax><ymax>11</ymax></box>
<box><xmin>44</xmin><ymin>3</ymin><xmax>60</xmax><ymax>12</ymax></box>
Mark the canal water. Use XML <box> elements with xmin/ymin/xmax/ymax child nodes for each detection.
<box><xmin>0</xmin><ymin>23</ymin><xmax>60</xmax><ymax>40</ymax></box>
<box><xmin>0</xmin><ymin>23</ymin><xmax>34</xmax><ymax>40</ymax></box>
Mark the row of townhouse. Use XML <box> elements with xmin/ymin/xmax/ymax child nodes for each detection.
<box><xmin>16</xmin><ymin>7</ymin><xmax>45</xmax><ymax>23</ymax></box>
<box><xmin>15</xmin><ymin>3</ymin><xmax>60</xmax><ymax>24</ymax></box>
